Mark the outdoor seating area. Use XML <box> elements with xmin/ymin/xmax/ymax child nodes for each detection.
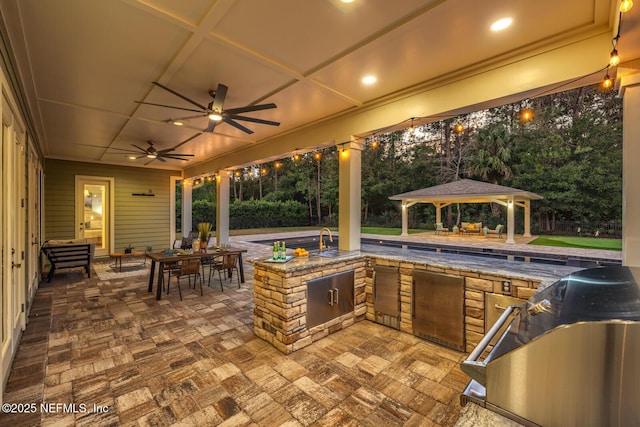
<box><xmin>460</xmin><ymin>222</ymin><xmax>483</xmax><ymax>236</ymax></box>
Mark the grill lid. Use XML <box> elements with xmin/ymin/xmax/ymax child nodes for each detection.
<box><xmin>491</xmin><ymin>266</ymin><xmax>640</xmax><ymax>359</ymax></box>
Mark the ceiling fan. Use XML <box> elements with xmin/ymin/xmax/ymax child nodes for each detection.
<box><xmin>111</xmin><ymin>140</ymin><xmax>194</xmax><ymax>162</ymax></box>
<box><xmin>136</xmin><ymin>82</ymin><xmax>280</xmax><ymax>134</ymax></box>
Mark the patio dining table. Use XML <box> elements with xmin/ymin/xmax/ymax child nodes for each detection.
<box><xmin>146</xmin><ymin>248</ymin><xmax>247</xmax><ymax>300</ymax></box>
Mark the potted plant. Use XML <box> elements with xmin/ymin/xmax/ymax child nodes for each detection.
<box><xmin>197</xmin><ymin>222</ymin><xmax>212</xmax><ymax>249</ymax></box>
<box><xmin>124</xmin><ymin>243</ymin><xmax>135</xmax><ymax>254</ymax></box>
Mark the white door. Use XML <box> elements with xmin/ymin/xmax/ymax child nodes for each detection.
<box><xmin>26</xmin><ymin>145</ymin><xmax>42</xmax><ymax>305</ymax></box>
<box><xmin>1</xmin><ymin>101</ymin><xmax>26</xmax><ymax>385</ymax></box>
<box><xmin>75</xmin><ymin>176</ymin><xmax>113</xmax><ymax>257</ymax></box>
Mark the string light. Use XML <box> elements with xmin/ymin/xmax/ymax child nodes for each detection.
<box><xmin>620</xmin><ymin>0</ymin><xmax>633</xmax><ymax>12</ymax></box>
<box><xmin>275</xmin><ymin>161</ymin><xmax>281</xmax><ymax>169</ymax></box>
<box><xmin>371</xmin><ymin>135</ymin><xmax>379</xmax><ymax>149</ymax></box>
<box><xmin>610</xmin><ymin>48</ymin><xmax>620</xmax><ymax>67</ymax></box>
<box><xmin>602</xmin><ymin>67</ymin><xmax>613</xmax><ymax>90</ymax></box>
<box><xmin>454</xmin><ymin>123</ymin><xmax>464</xmax><ymax>134</ymax></box>
<box><xmin>520</xmin><ymin>108</ymin><xmax>533</xmax><ymax>122</ymax></box>
<box><xmin>293</xmin><ymin>153</ymin><xmax>301</xmax><ymax>161</ymax></box>
<box><xmin>314</xmin><ymin>152</ymin><xmax>322</xmax><ymax>161</ymax></box>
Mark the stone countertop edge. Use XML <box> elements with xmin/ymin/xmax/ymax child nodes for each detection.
<box><xmin>248</xmin><ymin>245</ymin><xmax>581</xmax><ymax>288</ymax></box>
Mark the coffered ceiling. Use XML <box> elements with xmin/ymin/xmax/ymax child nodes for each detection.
<box><xmin>0</xmin><ymin>0</ymin><xmax>637</xmax><ymax>171</ymax></box>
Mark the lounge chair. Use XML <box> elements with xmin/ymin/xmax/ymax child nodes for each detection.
<box><xmin>484</xmin><ymin>224</ymin><xmax>504</xmax><ymax>238</ymax></box>
<box><xmin>434</xmin><ymin>223</ymin><xmax>449</xmax><ymax>235</ymax></box>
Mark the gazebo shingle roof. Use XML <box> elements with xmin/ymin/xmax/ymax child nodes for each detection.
<box><xmin>389</xmin><ymin>179</ymin><xmax>542</xmax><ymax>202</ymax></box>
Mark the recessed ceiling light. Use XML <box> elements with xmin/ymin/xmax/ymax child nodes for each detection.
<box><xmin>490</xmin><ymin>17</ymin><xmax>512</xmax><ymax>32</ymax></box>
<box><xmin>362</xmin><ymin>75</ymin><xmax>377</xmax><ymax>85</ymax></box>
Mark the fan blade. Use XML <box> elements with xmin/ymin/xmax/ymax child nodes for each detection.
<box><xmin>226</xmin><ymin>114</ymin><xmax>280</xmax><ymax>126</ymax></box>
<box><xmin>206</xmin><ymin>120</ymin><xmax>218</xmax><ymax>133</ymax></box>
<box><xmin>134</xmin><ymin>101</ymin><xmax>204</xmax><ymax>114</ymax></box>
<box><xmin>222</xmin><ymin>117</ymin><xmax>254</xmax><ymax>134</ymax></box>
<box><xmin>152</xmin><ymin>81</ymin><xmax>209</xmax><ymax>111</ymax></box>
<box><xmin>156</xmin><ymin>156</ymin><xmax>166</xmax><ymax>162</ymax></box>
<box><xmin>132</xmin><ymin>144</ymin><xmax>148</xmax><ymax>153</ymax></box>
<box><xmin>210</xmin><ymin>83</ymin><xmax>228</xmax><ymax>113</ymax></box>
<box><xmin>162</xmin><ymin>155</ymin><xmax>193</xmax><ymax>161</ymax></box>
<box><xmin>157</xmin><ymin>148</ymin><xmax>175</xmax><ymax>154</ymax></box>
<box><xmin>169</xmin><ymin>113</ymin><xmax>207</xmax><ymax>121</ymax></box>
<box><xmin>224</xmin><ymin>103</ymin><xmax>277</xmax><ymax>115</ymax></box>
<box><xmin>162</xmin><ymin>153</ymin><xmax>195</xmax><ymax>157</ymax></box>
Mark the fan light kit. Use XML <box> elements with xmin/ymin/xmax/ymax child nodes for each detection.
<box><xmin>136</xmin><ymin>82</ymin><xmax>280</xmax><ymax>134</ymax></box>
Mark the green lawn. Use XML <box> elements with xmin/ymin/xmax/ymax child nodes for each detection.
<box><xmin>528</xmin><ymin>236</ymin><xmax>622</xmax><ymax>251</ymax></box>
<box><xmin>360</xmin><ymin>227</ymin><xmax>424</xmax><ymax>235</ymax></box>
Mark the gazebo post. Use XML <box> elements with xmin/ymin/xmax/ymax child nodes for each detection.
<box><xmin>506</xmin><ymin>196</ymin><xmax>516</xmax><ymax>244</ymax></box>
<box><xmin>523</xmin><ymin>200</ymin><xmax>532</xmax><ymax>237</ymax></box>
<box><xmin>401</xmin><ymin>202</ymin><xmax>408</xmax><ymax>236</ymax></box>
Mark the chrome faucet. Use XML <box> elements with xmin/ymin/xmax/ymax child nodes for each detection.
<box><xmin>319</xmin><ymin>227</ymin><xmax>333</xmax><ymax>251</ymax></box>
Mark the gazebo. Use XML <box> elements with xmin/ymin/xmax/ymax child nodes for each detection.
<box><xmin>389</xmin><ymin>179</ymin><xmax>543</xmax><ymax>244</ymax></box>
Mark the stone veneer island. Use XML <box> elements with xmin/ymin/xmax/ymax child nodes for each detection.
<box><xmin>252</xmin><ymin>253</ymin><xmax>366</xmax><ymax>354</ymax></box>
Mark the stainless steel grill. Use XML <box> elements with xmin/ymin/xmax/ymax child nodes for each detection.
<box><xmin>461</xmin><ymin>266</ymin><xmax>640</xmax><ymax>427</ymax></box>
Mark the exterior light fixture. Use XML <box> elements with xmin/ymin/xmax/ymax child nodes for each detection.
<box><xmin>275</xmin><ymin>161</ymin><xmax>281</xmax><ymax>169</ymax></box>
<box><xmin>610</xmin><ymin>48</ymin><xmax>620</xmax><ymax>66</ymax></box>
<box><xmin>208</xmin><ymin>110</ymin><xmax>223</xmax><ymax>121</ymax></box>
<box><xmin>261</xmin><ymin>167</ymin><xmax>267</xmax><ymax>175</ymax></box>
<box><xmin>371</xmin><ymin>135</ymin><xmax>379</xmax><ymax>149</ymax></box>
<box><xmin>620</xmin><ymin>0</ymin><xmax>633</xmax><ymax>12</ymax></box>
<box><xmin>293</xmin><ymin>153</ymin><xmax>301</xmax><ymax>161</ymax></box>
<box><xmin>362</xmin><ymin>75</ymin><xmax>377</xmax><ymax>85</ymax></box>
<box><xmin>490</xmin><ymin>17</ymin><xmax>512</xmax><ymax>32</ymax></box>
<box><xmin>314</xmin><ymin>152</ymin><xmax>322</xmax><ymax>161</ymax></box>
<box><xmin>234</xmin><ymin>170</ymin><xmax>241</xmax><ymax>177</ymax></box>
<box><xmin>454</xmin><ymin>123</ymin><xmax>464</xmax><ymax>134</ymax></box>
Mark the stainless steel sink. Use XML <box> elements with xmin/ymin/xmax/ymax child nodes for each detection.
<box><xmin>312</xmin><ymin>250</ymin><xmax>360</xmax><ymax>258</ymax></box>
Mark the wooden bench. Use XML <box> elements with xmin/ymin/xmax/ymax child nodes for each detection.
<box><xmin>41</xmin><ymin>242</ymin><xmax>94</xmax><ymax>282</ymax></box>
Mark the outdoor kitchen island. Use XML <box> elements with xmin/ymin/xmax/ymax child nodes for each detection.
<box><xmin>252</xmin><ymin>245</ymin><xmax>582</xmax><ymax>355</ymax></box>
<box><xmin>251</xmin><ymin>246</ymin><xmax>585</xmax><ymax>426</ymax></box>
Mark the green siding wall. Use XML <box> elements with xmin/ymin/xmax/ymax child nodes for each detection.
<box><xmin>44</xmin><ymin>159</ymin><xmax>181</xmax><ymax>255</ymax></box>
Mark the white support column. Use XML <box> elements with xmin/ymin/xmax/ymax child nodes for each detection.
<box><xmin>216</xmin><ymin>171</ymin><xmax>230</xmax><ymax>246</ymax></box>
<box><xmin>523</xmin><ymin>200</ymin><xmax>532</xmax><ymax>237</ymax></box>
<box><xmin>506</xmin><ymin>197</ymin><xmax>515</xmax><ymax>244</ymax></box>
<box><xmin>434</xmin><ymin>203</ymin><xmax>442</xmax><ymax>224</ymax></box>
<box><xmin>339</xmin><ymin>139</ymin><xmax>362</xmax><ymax>250</ymax></box>
<box><xmin>401</xmin><ymin>202</ymin><xmax>408</xmax><ymax>236</ymax></box>
<box><xmin>182</xmin><ymin>180</ymin><xmax>192</xmax><ymax>237</ymax></box>
<box><xmin>620</xmin><ymin>72</ymin><xmax>640</xmax><ymax>267</ymax></box>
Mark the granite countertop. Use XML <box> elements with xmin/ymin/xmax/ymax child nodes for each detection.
<box><xmin>249</xmin><ymin>243</ymin><xmax>581</xmax><ymax>288</ymax></box>
<box><xmin>249</xmin><ymin>251</ymin><xmax>363</xmax><ymax>272</ymax></box>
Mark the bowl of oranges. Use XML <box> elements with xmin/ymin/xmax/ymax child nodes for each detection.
<box><xmin>293</xmin><ymin>247</ymin><xmax>309</xmax><ymax>257</ymax></box>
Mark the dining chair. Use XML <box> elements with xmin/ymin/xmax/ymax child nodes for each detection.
<box><xmin>201</xmin><ymin>254</ymin><xmax>222</xmax><ymax>287</ymax></box>
<box><xmin>168</xmin><ymin>258</ymin><xmax>203</xmax><ymax>300</ymax></box>
<box><xmin>211</xmin><ymin>253</ymin><xmax>240</xmax><ymax>291</ymax></box>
